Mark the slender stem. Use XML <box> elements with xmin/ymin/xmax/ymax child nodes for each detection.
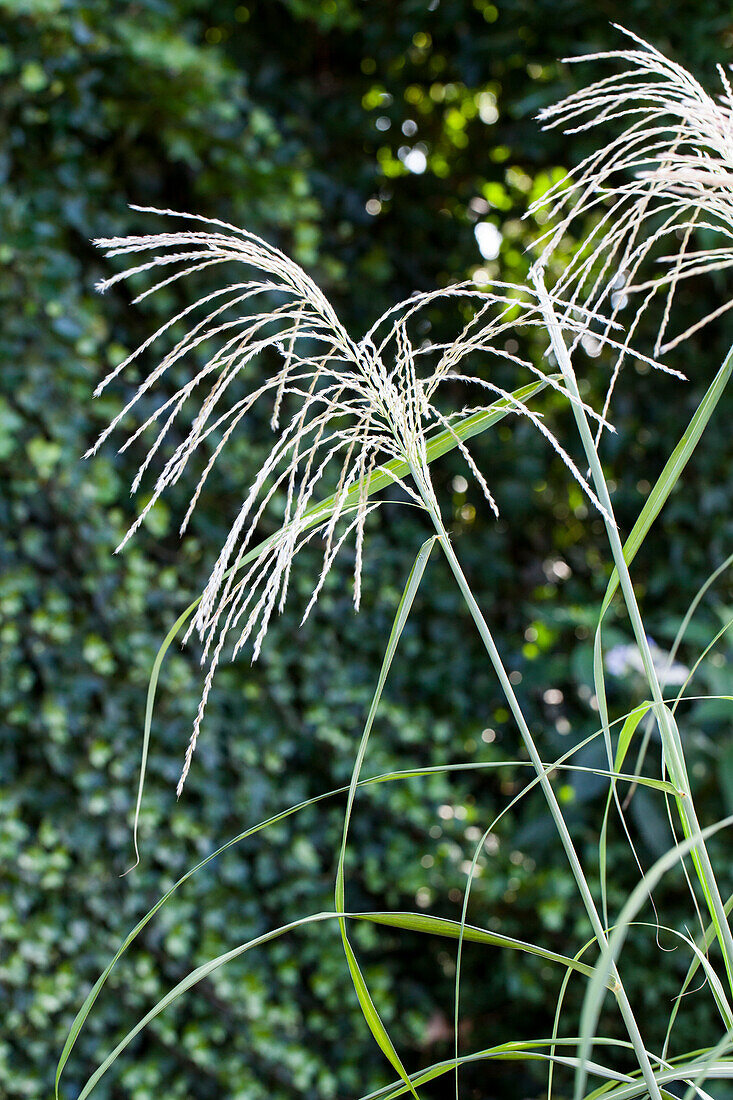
<box><xmin>408</xmin><ymin>462</ymin><xmax>664</xmax><ymax>1100</ymax></box>
<box><xmin>534</xmin><ymin>275</ymin><xmax>733</xmax><ymax>991</ymax></box>
<box><xmin>625</xmin><ymin>549</ymin><xmax>733</xmax><ymax>805</ymax></box>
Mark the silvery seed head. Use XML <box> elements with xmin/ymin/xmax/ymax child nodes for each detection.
<box><xmin>531</xmin><ymin>27</ymin><xmax>728</xmax><ymax>430</ymax></box>
<box><xmin>92</xmin><ymin>207</ymin><xmax>634</xmax><ymax>790</ymax></box>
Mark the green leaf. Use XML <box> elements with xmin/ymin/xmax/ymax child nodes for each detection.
<box><xmin>340</xmin><ymin>935</ymin><xmax>416</xmax><ymax>1097</ymax></box>
<box><xmin>357</xmin><ymin>1035</ymin><xmax>643</xmax><ymax>1100</ymax></box>
<box><xmin>353</xmin><ymin>911</ymin><xmax>608</xmax><ymax>985</ymax></box>
<box><xmin>613</xmin><ymin>703</ymin><xmax>652</xmax><ymax>773</ymax></box>
<box><xmin>335</xmin><ymin>537</ymin><xmax>436</xmax><ymax>1099</ymax></box>
<box><xmin>600</xmin><ymin>347</ymin><xmax>733</xmax><ymax>620</ymax></box>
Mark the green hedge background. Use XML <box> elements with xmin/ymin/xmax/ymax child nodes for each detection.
<box><xmin>2</xmin><ymin>2</ymin><xmax>732</xmax><ymax>1098</ymax></box>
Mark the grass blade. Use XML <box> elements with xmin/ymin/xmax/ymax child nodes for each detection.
<box><xmin>335</xmin><ymin>536</ymin><xmax>436</xmax><ymax>1098</ymax></box>
<box><xmin>357</xmin><ymin>1036</ymin><xmax>640</xmax><ymax>1100</ymax></box>
<box><xmin>575</xmin><ymin>814</ymin><xmax>733</xmax><ymax>1100</ymax></box>
<box><xmin>353</xmin><ymin>912</ymin><xmax>608</xmax><ymax>984</ymax></box>
<box><xmin>598</xmin><ymin>701</ymin><xmax>653</xmax><ymax>926</ymax></box>
<box><xmin>599</xmin><ymin>347</ymin><xmax>733</xmax><ymax>620</ymax></box>
<box><xmin>613</xmin><ymin>702</ymin><xmax>653</xmax><ymax>773</ymax></box>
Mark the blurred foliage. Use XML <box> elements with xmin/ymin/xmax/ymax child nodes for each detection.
<box><xmin>1</xmin><ymin>1</ymin><xmax>732</xmax><ymax>1098</ymax></box>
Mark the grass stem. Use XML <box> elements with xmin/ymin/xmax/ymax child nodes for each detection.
<box><xmin>533</xmin><ymin>271</ymin><xmax>733</xmax><ymax>995</ymax></box>
<box><xmin>408</xmin><ymin>462</ymin><xmax>665</xmax><ymax>1100</ymax></box>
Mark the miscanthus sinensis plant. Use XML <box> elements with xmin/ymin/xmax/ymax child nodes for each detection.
<box><xmin>59</xmin><ymin>32</ymin><xmax>733</xmax><ymax>1100</ymax></box>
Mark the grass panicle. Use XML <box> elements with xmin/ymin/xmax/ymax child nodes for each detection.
<box><xmin>533</xmin><ymin>25</ymin><xmax>733</xmax><ymax>432</ymax></box>
<box><xmin>93</xmin><ymin>207</ymin><xmax>624</xmax><ymax>791</ymax></box>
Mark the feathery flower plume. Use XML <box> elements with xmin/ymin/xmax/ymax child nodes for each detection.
<box><xmin>530</xmin><ymin>27</ymin><xmax>726</xmax><ymax>426</ymax></box>
<box><xmin>92</xmin><ymin>207</ymin><xmax>621</xmax><ymax>791</ymax></box>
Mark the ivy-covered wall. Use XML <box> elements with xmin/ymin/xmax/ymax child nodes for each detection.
<box><xmin>2</xmin><ymin>2</ymin><xmax>732</xmax><ymax>1098</ymax></box>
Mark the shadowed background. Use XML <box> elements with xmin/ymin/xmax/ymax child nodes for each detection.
<box><xmin>1</xmin><ymin>2</ymin><xmax>732</xmax><ymax>1098</ymax></box>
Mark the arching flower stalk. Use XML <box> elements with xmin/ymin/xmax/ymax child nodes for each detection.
<box><xmin>527</xmin><ymin>30</ymin><xmax>733</xmax><ymax>1010</ymax></box>
<box><xmin>531</xmin><ymin>25</ymin><xmax>729</xmax><ymax>431</ymax></box>
<box><xmin>93</xmin><ymin>207</ymin><xmax>641</xmax><ymax>791</ymax></box>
